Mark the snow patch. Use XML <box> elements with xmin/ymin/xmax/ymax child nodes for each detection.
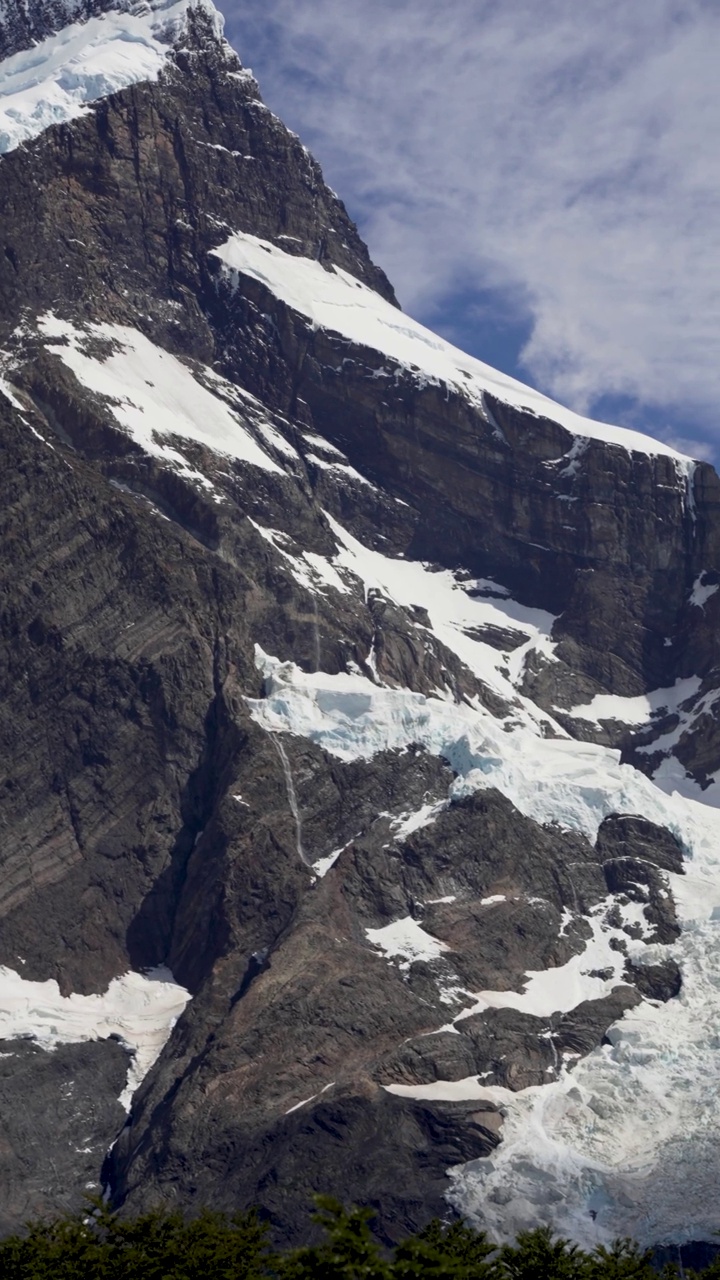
<box><xmin>324</xmin><ymin>512</ymin><xmax>560</xmax><ymax>732</ymax></box>
<box><xmin>35</xmin><ymin>315</ymin><xmax>284</xmax><ymax>482</ymax></box>
<box><xmin>312</xmin><ymin>848</ymin><xmax>343</xmax><ymax>878</ymax></box>
<box><xmin>366</xmin><ymin>916</ymin><xmax>450</xmax><ymax>969</ymax></box>
<box><xmin>0</xmin><ymin>965</ymin><xmax>190</xmax><ymax>1110</ymax></box>
<box><xmin>284</xmin><ymin>1080</ymin><xmax>334</xmax><ymax>1114</ymax></box>
<box><xmin>249</xmin><ymin>519</ymin><xmax>352</xmax><ymax>597</ymax></box>
<box><xmin>564</xmin><ymin>676</ymin><xmax>703</xmax><ymax>728</ymax></box>
<box><xmin>390</xmin><ymin>802</ymin><xmax>446</xmax><ymax>840</ymax></box>
<box><xmin>652</xmin><ymin>756</ymin><xmax>720</xmax><ymax>809</ymax></box>
<box><xmin>0</xmin><ymin>372</ymin><xmax>25</xmax><ymax>410</ymax></box>
<box><xmin>638</xmin><ymin>685</ymin><xmax>720</xmax><ymax>774</ymax></box>
<box><xmin>305</xmin><ymin>452</ymin><xmax>375</xmax><ymax>489</ymax></box>
<box><xmin>386</xmin><ymin>1075</ymin><xmax>502</xmax><ymax>1103</ymax></box>
<box><xmin>690</xmin><ymin>573</ymin><xmax>719</xmax><ymax>610</ymax></box>
<box><xmin>301</xmin><ymin>431</ymin><xmax>347</xmax><ymax>459</ymax></box>
<box><xmin>452</xmin><ymin>901</ymin><xmax>645</xmax><ymax>1024</ymax></box>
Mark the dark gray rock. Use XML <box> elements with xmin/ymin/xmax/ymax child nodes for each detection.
<box><xmin>624</xmin><ymin>958</ymin><xmax>682</xmax><ymax>1002</ymax></box>
<box><xmin>596</xmin><ymin>814</ymin><xmax>685</xmax><ymax>875</ymax></box>
<box><xmin>0</xmin><ymin>1037</ymin><xmax>128</xmax><ymax>1233</ymax></box>
<box><xmin>114</xmin><ymin>1085</ymin><xmax>499</xmax><ymax>1247</ymax></box>
<box><xmin>602</xmin><ymin>857</ymin><xmax>679</xmax><ymax>944</ymax></box>
<box><xmin>375</xmin><ymin>987</ymin><xmax>642</xmax><ymax>1094</ymax></box>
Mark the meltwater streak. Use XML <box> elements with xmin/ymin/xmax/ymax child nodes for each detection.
<box><xmin>311</xmin><ymin>596</ymin><xmax>321</xmax><ymax>674</ymax></box>
<box><xmin>272</xmin><ymin>736</ymin><xmax>310</xmax><ymax>867</ymax></box>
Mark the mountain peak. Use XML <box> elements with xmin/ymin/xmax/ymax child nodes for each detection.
<box><xmin>0</xmin><ymin>0</ymin><xmax>223</xmax><ymax>57</ymax></box>
<box><xmin>0</xmin><ymin>0</ymin><xmax>228</xmax><ymax>154</ymax></box>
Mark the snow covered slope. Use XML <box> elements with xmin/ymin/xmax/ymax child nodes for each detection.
<box><xmin>36</xmin><ymin>314</ymin><xmax>286</xmax><ymax>479</ymax></box>
<box><xmin>214</xmin><ymin>232</ymin><xmax>697</xmax><ymax>469</ymax></box>
<box><xmin>0</xmin><ymin>0</ymin><xmax>227</xmax><ymax>154</ymax></box>
<box><xmin>0</xmin><ymin>965</ymin><xmax>190</xmax><ymax>1110</ymax></box>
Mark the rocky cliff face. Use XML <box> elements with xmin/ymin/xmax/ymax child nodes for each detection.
<box><xmin>0</xmin><ymin>0</ymin><xmax>719</xmax><ymax>1252</ymax></box>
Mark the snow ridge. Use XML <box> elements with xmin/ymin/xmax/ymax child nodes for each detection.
<box><xmin>213</xmin><ymin>232</ymin><xmax>697</xmax><ymax>467</ymax></box>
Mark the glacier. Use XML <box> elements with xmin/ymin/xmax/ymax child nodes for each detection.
<box><xmin>245</xmin><ymin>511</ymin><xmax>720</xmax><ymax>1252</ymax></box>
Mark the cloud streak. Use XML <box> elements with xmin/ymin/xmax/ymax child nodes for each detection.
<box><xmin>226</xmin><ymin>0</ymin><xmax>720</xmax><ymax>443</ymax></box>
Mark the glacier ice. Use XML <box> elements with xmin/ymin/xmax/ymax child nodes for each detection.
<box><xmin>0</xmin><ymin>0</ymin><xmax>227</xmax><ymax>155</ymax></box>
<box><xmin>246</xmin><ymin>510</ymin><xmax>720</xmax><ymax>1250</ymax></box>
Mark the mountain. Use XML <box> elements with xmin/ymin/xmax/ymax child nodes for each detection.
<box><xmin>0</xmin><ymin>0</ymin><xmax>719</xmax><ymax>1253</ymax></box>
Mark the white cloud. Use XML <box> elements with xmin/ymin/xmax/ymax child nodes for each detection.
<box><xmin>227</xmin><ymin>0</ymin><xmax>720</xmax><ymax>434</ymax></box>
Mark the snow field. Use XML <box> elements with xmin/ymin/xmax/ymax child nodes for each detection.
<box><xmin>0</xmin><ymin>965</ymin><xmax>190</xmax><ymax>1110</ymax></box>
<box><xmin>368</xmin><ymin>893</ymin><xmax>654</xmax><ymax>1016</ymax></box>
<box><xmin>34</xmin><ymin>315</ymin><xmax>286</xmax><ymax>482</ymax></box>
<box><xmin>563</xmin><ymin>676</ymin><xmax>703</xmax><ymax>730</ymax></box>
<box><xmin>450</xmin><ymin>898</ymin><xmax>654</xmax><ymax>1024</ymax></box>
<box><xmin>249</xmin><ymin>520</ymin><xmax>352</xmax><ymax>598</ymax></box>
<box><xmin>564</xmin><ymin>675</ymin><xmax>720</xmax><ymax>805</ymax></box>
<box><xmin>366</xmin><ymin>916</ymin><xmax>450</xmax><ymax>970</ymax></box>
<box><xmin>249</xmin><ymin>507</ymin><xmax>563</xmax><ymax>740</ymax></box>
<box><xmin>325</xmin><ymin>513</ymin><xmax>560</xmax><ymax>718</ymax></box>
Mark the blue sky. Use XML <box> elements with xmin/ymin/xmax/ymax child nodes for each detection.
<box><xmin>223</xmin><ymin>1</ymin><xmax>720</xmax><ymax>463</ymax></box>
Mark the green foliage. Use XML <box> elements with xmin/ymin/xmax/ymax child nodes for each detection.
<box><xmin>278</xmin><ymin>1197</ymin><xmax>391</xmax><ymax>1280</ymax></box>
<box><xmin>0</xmin><ymin>1194</ymin><xmax>697</xmax><ymax>1279</ymax></box>
<box><xmin>0</xmin><ymin>1213</ymin><xmax>109</xmax><ymax>1280</ymax></box>
<box><xmin>585</xmin><ymin>1238</ymin><xmax>657</xmax><ymax>1280</ymax></box>
<box><xmin>495</xmin><ymin>1225</ymin><xmax>590</xmax><ymax>1280</ymax></box>
<box><xmin>393</xmin><ymin>1216</ymin><xmax>495</xmax><ymax>1278</ymax></box>
<box><xmin>0</xmin><ymin>1199</ymin><xmax>272</xmax><ymax>1280</ymax></box>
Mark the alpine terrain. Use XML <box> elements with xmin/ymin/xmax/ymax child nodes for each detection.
<box><xmin>0</xmin><ymin>0</ymin><xmax>719</xmax><ymax>1253</ymax></box>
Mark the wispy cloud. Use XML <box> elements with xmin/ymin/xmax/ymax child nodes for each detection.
<box><xmin>226</xmin><ymin>0</ymin><xmax>720</xmax><ymax>442</ymax></box>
